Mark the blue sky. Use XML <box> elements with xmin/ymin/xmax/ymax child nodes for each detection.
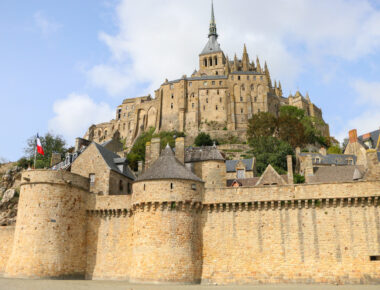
<box><xmin>1</xmin><ymin>0</ymin><xmax>380</xmax><ymax>162</ymax></box>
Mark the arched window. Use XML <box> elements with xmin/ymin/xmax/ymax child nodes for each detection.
<box><xmin>171</xmin><ymin>103</ymin><xmax>173</xmax><ymax>109</ymax></box>
<box><xmin>216</xmin><ymin>71</ymin><xmax>218</xmax><ymax>75</ymax></box>
<box><xmin>170</xmin><ymin>183</ymin><xmax>173</xmax><ymax>189</ymax></box>
<box><xmin>214</xmin><ymin>56</ymin><xmax>218</xmax><ymax>65</ymax></box>
<box><xmin>204</xmin><ymin>58</ymin><xmax>207</xmax><ymax>67</ymax></box>
<box><xmin>209</xmin><ymin>57</ymin><xmax>213</xmax><ymax>66</ymax></box>
<box><xmin>104</xmin><ymin>130</ymin><xmax>107</xmax><ymax>136</ymax></box>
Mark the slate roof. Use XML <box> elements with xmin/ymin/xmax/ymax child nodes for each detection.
<box><xmin>358</xmin><ymin>129</ymin><xmax>380</xmax><ymax>150</ymax></box>
<box><xmin>378</xmin><ymin>152</ymin><xmax>380</xmax><ymax>162</ymax></box>
<box><xmin>185</xmin><ymin>146</ymin><xmax>225</xmax><ymax>163</ymax></box>
<box><xmin>309</xmin><ymin>165</ymin><xmax>365</xmax><ymax>184</ymax></box>
<box><xmin>200</xmin><ymin>35</ymin><xmax>222</xmax><ymax>55</ymax></box>
<box><xmin>226</xmin><ymin>159</ymin><xmax>254</xmax><ymax>172</ymax></box>
<box><xmin>299</xmin><ymin>153</ymin><xmax>357</xmax><ymax>165</ymax></box>
<box><xmin>137</xmin><ymin>145</ymin><xmax>203</xmax><ymax>182</ymax></box>
<box><xmin>93</xmin><ymin>143</ymin><xmax>135</xmax><ymax>180</ymax></box>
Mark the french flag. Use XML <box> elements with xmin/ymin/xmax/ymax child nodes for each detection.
<box><xmin>36</xmin><ymin>134</ymin><xmax>44</xmax><ymax>156</ymax></box>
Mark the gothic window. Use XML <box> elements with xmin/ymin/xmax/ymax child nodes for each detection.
<box><xmin>216</xmin><ymin>105</ymin><xmax>218</xmax><ymax>110</ymax></box>
<box><xmin>204</xmin><ymin>58</ymin><xmax>207</xmax><ymax>67</ymax></box>
<box><xmin>212</xmin><ymin>81</ymin><xmax>215</xmax><ymax>85</ymax></box>
<box><xmin>216</xmin><ymin>71</ymin><xmax>218</xmax><ymax>75</ymax></box>
<box><xmin>214</xmin><ymin>56</ymin><xmax>218</xmax><ymax>65</ymax></box>
<box><xmin>241</xmin><ymin>109</ymin><xmax>244</xmax><ymax>114</ymax></box>
<box><xmin>251</xmin><ymin>84</ymin><xmax>254</xmax><ymax>90</ymax></box>
<box><xmin>220</xmin><ymin>97</ymin><xmax>222</xmax><ymax>103</ymax></box>
<box><xmin>98</xmin><ymin>130</ymin><xmax>101</xmax><ymax>136</ymax></box>
<box><xmin>192</xmin><ymin>103</ymin><xmax>194</xmax><ymax>108</ymax></box>
<box><xmin>217</xmin><ymin>90</ymin><xmax>219</xmax><ymax>95</ymax></box>
<box><xmin>170</xmin><ymin>183</ymin><xmax>174</xmax><ymax>189</ymax></box>
<box><xmin>238</xmin><ymin>76</ymin><xmax>241</xmax><ymax>81</ymax></box>
<box><xmin>209</xmin><ymin>57</ymin><xmax>213</xmax><ymax>66</ymax></box>
<box><xmin>171</xmin><ymin>103</ymin><xmax>173</xmax><ymax>109</ymax></box>
<box><xmin>206</xmin><ymin>90</ymin><xmax>209</xmax><ymax>95</ymax></box>
<box><xmin>240</xmin><ymin>97</ymin><xmax>243</xmax><ymax>102</ymax></box>
<box><xmin>171</xmin><ymin>94</ymin><xmax>174</xmax><ymax>99</ymax></box>
<box><xmin>127</xmin><ymin>183</ymin><xmax>132</xmax><ymax>194</ymax></box>
<box><xmin>219</xmin><ymin>81</ymin><xmax>222</xmax><ymax>85</ymax></box>
<box><xmin>117</xmin><ymin>108</ymin><xmax>121</xmax><ymax>120</ymax></box>
<box><xmin>206</xmin><ymin>98</ymin><xmax>208</xmax><ymax>103</ymax></box>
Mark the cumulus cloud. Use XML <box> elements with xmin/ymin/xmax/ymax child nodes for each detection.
<box><xmin>334</xmin><ymin>80</ymin><xmax>380</xmax><ymax>142</ymax></box>
<box><xmin>86</xmin><ymin>0</ymin><xmax>380</xmax><ymax>97</ymax></box>
<box><xmin>48</xmin><ymin>93</ymin><xmax>114</xmax><ymax>144</ymax></box>
<box><xmin>33</xmin><ymin>11</ymin><xmax>62</xmax><ymax>36</ymax></box>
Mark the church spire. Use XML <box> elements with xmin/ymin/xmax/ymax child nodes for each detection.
<box><xmin>209</xmin><ymin>0</ymin><xmax>218</xmax><ymax>38</ymax></box>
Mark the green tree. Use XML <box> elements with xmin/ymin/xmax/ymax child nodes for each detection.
<box><xmin>249</xmin><ymin>136</ymin><xmax>294</xmax><ymax>175</ymax></box>
<box><xmin>24</xmin><ymin>133</ymin><xmax>68</xmax><ymax>169</ymax></box>
<box><xmin>277</xmin><ymin>115</ymin><xmax>306</xmax><ymax>148</ymax></box>
<box><xmin>194</xmin><ymin>132</ymin><xmax>214</xmax><ymax>146</ymax></box>
<box><xmin>247</xmin><ymin>112</ymin><xmax>277</xmax><ymax>139</ymax></box>
<box><xmin>293</xmin><ymin>173</ymin><xmax>305</xmax><ymax>184</ymax></box>
<box><xmin>327</xmin><ymin>145</ymin><xmax>342</xmax><ymax>154</ymax></box>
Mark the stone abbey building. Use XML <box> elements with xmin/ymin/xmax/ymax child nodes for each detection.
<box><xmin>84</xmin><ymin>3</ymin><xmax>329</xmax><ymax>148</ymax></box>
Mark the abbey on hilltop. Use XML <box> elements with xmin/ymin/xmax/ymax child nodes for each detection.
<box><xmin>84</xmin><ymin>2</ymin><xmax>329</xmax><ymax>148</ymax></box>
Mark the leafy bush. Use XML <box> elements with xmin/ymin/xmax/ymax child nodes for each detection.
<box><xmin>194</xmin><ymin>132</ymin><xmax>214</xmax><ymax>146</ymax></box>
<box><xmin>327</xmin><ymin>145</ymin><xmax>342</xmax><ymax>154</ymax></box>
<box><xmin>293</xmin><ymin>173</ymin><xmax>305</xmax><ymax>184</ymax></box>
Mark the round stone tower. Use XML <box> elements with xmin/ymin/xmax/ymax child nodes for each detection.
<box><xmin>5</xmin><ymin>170</ymin><xmax>89</xmax><ymax>279</ymax></box>
<box><xmin>131</xmin><ymin>145</ymin><xmax>204</xmax><ymax>284</ymax></box>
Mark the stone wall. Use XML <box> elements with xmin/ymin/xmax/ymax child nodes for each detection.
<box><xmin>5</xmin><ymin>170</ymin><xmax>89</xmax><ymax>279</ymax></box>
<box><xmin>0</xmin><ymin>226</ymin><xmax>14</xmax><ymax>274</ymax></box>
<box><xmin>201</xmin><ymin>181</ymin><xmax>380</xmax><ymax>284</ymax></box>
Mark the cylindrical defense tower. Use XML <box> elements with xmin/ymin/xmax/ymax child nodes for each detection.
<box><xmin>5</xmin><ymin>170</ymin><xmax>89</xmax><ymax>279</ymax></box>
<box><xmin>131</xmin><ymin>145</ymin><xmax>204</xmax><ymax>284</ymax></box>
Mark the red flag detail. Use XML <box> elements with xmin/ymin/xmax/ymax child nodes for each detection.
<box><xmin>36</xmin><ymin>136</ymin><xmax>44</xmax><ymax>156</ymax></box>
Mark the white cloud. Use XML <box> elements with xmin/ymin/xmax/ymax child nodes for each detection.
<box><xmin>86</xmin><ymin>0</ymin><xmax>380</xmax><ymax>97</ymax></box>
<box><xmin>48</xmin><ymin>93</ymin><xmax>114</xmax><ymax>144</ymax></box>
<box><xmin>33</xmin><ymin>11</ymin><xmax>62</xmax><ymax>36</ymax></box>
<box><xmin>334</xmin><ymin>80</ymin><xmax>380</xmax><ymax>142</ymax></box>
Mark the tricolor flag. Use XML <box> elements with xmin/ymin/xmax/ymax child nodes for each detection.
<box><xmin>36</xmin><ymin>134</ymin><xmax>44</xmax><ymax>156</ymax></box>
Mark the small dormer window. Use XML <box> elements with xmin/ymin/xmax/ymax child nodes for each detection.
<box><xmin>364</xmin><ymin>140</ymin><xmax>372</xmax><ymax>149</ymax></box>
<box><xmin>118</xmin><ymin>164</ymin><xmax>124</xmax><ymax>172</ymax></box>
<box><xmin>89</xmin><ymin>174</ymin><xmax>95</xmax><ymax>185</ymax></box>
<box><xmin>237</xmin><ymin>169</ymin><xmax>245</xmax><ymax>179</ymax></box>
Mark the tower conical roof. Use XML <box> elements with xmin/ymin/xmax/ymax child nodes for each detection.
<box><xmin>137</xmin><ymin>145</ymin><xmax>203</xmax><ymax>182</ymax></box>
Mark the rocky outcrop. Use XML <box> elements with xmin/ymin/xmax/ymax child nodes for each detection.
<box><xmin>0</xmin><ymin>164</ymin><xmax>20</xmax><ymax>226</ymax></box>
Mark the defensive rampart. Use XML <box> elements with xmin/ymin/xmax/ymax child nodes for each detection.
<box><xmin>5</xmin><ymin>170</ymin><xmax>89</xmax><ymax>279</ymax></box>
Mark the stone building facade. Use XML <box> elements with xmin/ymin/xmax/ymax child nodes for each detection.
<box><xmin>84</xmin><ymin>3</ymin><xmax>329</xmax><ymax>148</ymax></box>
<box><xmin>0</xmin><ymin>136</ymin><xmax>379</xmax><ymax>284</ymax></box>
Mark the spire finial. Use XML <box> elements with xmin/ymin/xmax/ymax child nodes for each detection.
<box><xmin>243</xmin><ymin>43</ymin><xmax>247</xmax><ymax>54</ymax></box>
<box><xmin>208</xmin><ymin>0</ymin><xmax>218</xmax><ymax>38</ymax></box>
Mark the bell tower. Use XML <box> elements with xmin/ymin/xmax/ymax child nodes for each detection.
<box><xmin>198</xmin><ymin>1</ymin><xmax>225</xmax><ymax>76</ymax></box>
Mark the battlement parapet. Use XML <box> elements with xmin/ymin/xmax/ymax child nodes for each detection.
<box><xmin>204</xmin><ymin>180</ymin><xmax>380</xmax><ymax>204</ymax></box>
<box><xmin>20</xmin><ymin>170</ymin><xmax>89</xmax><ymax>191</ymax></box>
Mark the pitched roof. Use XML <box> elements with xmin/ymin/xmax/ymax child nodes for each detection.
<box><xmin>299</xmin><ymin>152</ymin><xmax>356</xmax><ymax>165</ymax></box>
<box><xmin>358</xmin><ymin>129</ymin><xmax>380</xmax><ymax>150</ymax></box>
<box><xmin>255</xmin><ymin>164</ymin><xmax>287</xmax><ymax>186</ymax></box>
<box><xmin>93</xmin><ymin>143</ymin><xmax>135</xmax><ymax>180</ymax></box>
<box><xmin>137</xmin><ymin>145</ymin><xmax>203</xmax><ymax>182</ymax></box>
<box><xmin>185</xmin><ymin>146</ymin><xmax>225</xmax><ymax>163</ymax></box>
<box><xmin>226</xmin><ymin>159</ymin><xmax>254</xmax><ymax>172</ymax></box>
<box><xmin>309</xmin><ymin>165</ymin><xmax>365</xmax><ymax>184</ymax></box>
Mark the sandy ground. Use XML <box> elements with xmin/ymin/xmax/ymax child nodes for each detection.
<box><xmin>0</xmin><ymin>279</ymin><xmax>379</xmax><ymax>290</ymax></box>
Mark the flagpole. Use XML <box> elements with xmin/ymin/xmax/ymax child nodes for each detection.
<box><xmin>34</xmin><ymin>134</ymin><xmax>37</xmax><ymax>169</ymax></box>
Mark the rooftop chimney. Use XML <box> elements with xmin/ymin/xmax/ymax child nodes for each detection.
<box><xmin>175</xmin><ymin>137</ymin><xmax>185</xmax><ymax>164</ymax></box>
<box><xmin>349</xmin><ymin>129</ymin><xmax>358</xmax><ymax>144</ymax></box>
<box><xmin>287</xmin><ymin>155</ymin><xmax>294</xmax><ymax>185</ymax></box>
